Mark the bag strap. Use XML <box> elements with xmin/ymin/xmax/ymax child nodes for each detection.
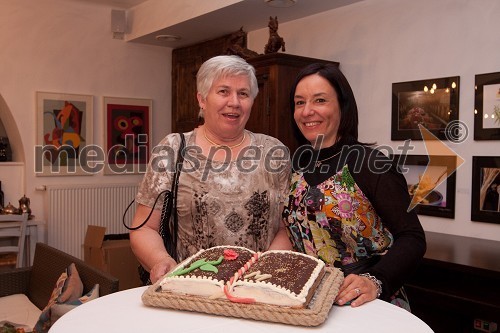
<box><xmin>159</xmin><ymin>133</ymin><xmax>185</xmax><ymax>260</ymax></box>
<box><xmin>122</xmin><ymin>133</ymin><xmax>185</xmax><ymax>233</ymax></box>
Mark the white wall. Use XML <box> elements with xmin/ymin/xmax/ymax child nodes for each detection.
<box><xmin>127</xmin><ymin>0</ymin><xmax>240</xmax><ymax>41</ymax></box>
<box><xmin>248</xmin><ymin>0</ymin><xmax>500</xmax><ymax>241</ymax></box>
<box><xmin>0</xmin><ymin>0</ymin><xmax>172</xmax><ymax>222</ymax></box>
<box><xmin>1</xmin><ymin>0</ymin><xmax>499</xmax><ymax>241</ymax></box>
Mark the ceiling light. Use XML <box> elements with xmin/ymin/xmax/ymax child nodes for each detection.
<box><xmin>155</xmin><ymin>34</ymin><xmax>181</xmax><ymax>42</ymax></box>
<box><xmin>265</xmin><ymin>0</ymin><xmax>297</xmax><ymax>8</ymax></box>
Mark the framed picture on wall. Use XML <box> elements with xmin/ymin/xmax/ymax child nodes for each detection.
<box><xmin>103</xmin><ymin>97</ymin><xmax>152</xmax><ymax>175</ymax></box>
<box><xmin>474</xmin><ymin>72</ymin><xmax>500</xmax><ymax>140</ymax></box>
<box><xmin>392</xmin><ymin>154</ymin><xmax>457</xmax><ymax>219</ymax></box>
<box><xmin>391</xmin><ymin>76</ymin><xmax>460</xmax><ymax>140</ymax></box>
<box><xmin>471</xmin><ymin>156</ymin><xmax>500</xmax><ymax>224</ymax></box>
<box><xmin>35</xmin><ymin>92</ymin><xmax>93</xmax><ymax>176</ymax></box>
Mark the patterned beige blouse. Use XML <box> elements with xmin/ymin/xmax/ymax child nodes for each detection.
<box><xmin>136</xmin><ymin>129</ymin><xmax>291</xmax><ymax>261</ymax></box>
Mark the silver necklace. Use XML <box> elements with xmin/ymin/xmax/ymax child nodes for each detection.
<box><xmin>315</xmin><ymin>150</ymin><xmax>342</xmax><ymax>167</ymax></box>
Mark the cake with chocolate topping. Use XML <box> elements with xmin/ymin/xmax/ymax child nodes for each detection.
<box><xmin>159</xmin><ymin>246</ymin><xmax>254</xmax><ymax>298</ymax></box>
<box><xmin>231</xmin><ymin>250</ymin><xmax>325</xmax><ymax>307</ymax></box>
<box><xmin>159</xmin><ymin>246</ymin><xmax>326</xmax><ymax>308</ymax></box>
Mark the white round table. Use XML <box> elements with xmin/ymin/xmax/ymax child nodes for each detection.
<box><xmin>49</xmin><ymin>286</ymin><xmax>434</xmax><ymax>333</ymax></box>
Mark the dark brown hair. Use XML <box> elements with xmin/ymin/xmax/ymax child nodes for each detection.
<box><xmin>289</xmin><ymin>63</ymin><xmax>360</xmax><ymax>147</ymax></box>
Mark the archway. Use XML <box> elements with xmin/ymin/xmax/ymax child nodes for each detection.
<box><xmin>0</xmin><ymin>94</ymin><xmax>25</xmax><ymax>163</ymax></box>
<box><xmin>0</xmin><ymin>94</ymin><xmax>26</xmax><ymax>203</ymax></box>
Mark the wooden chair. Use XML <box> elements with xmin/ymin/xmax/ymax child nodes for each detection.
<box><xmin>0</xmin><ymin>213</ymin><xmax>29</xmax><ymax>268</ymax></box>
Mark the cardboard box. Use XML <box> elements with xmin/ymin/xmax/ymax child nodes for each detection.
<box><xmin>83</xmin><ymin>225</ymin><xmax>142</xmax><ymax>291</ymax></box>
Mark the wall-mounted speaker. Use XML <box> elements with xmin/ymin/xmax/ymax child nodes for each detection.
<box><xmin>111</xmin><ymin>9</ymin><xmax>126</xmax><ymax>39</ymax></box>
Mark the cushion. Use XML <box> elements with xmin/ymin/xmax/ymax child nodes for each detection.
<box><xmin>33</xmin><ymin>263</ymin><xmax>84</xmax><ymax>333</ymax></box>
<box><xmin>0</xmin><ymin>321</ymin><xmax>33</xmax><ymax>332</ymax></box>
<box><xmin>57</xmin><ymin>263</ymin><xmax>84</xmax><ymax>303</ymax></box>
<box><xmin>50</xmin><ymin>284</ymin><xmax>99</xmax><ymax>323</ymax></box>
<box><xmin>0</xmin><ymin>294</ymin><xmax>42</xmax><ymax>331</ymax></box>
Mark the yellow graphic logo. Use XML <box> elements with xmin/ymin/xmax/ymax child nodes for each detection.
<box><xmin>408</xmin><ymin>125</ymin><xmax>465</xmax><ymax>211</ymax></box>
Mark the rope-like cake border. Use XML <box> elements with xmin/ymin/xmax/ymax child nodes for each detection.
<box><xmin>142</xmin><ymin>267</ymin><xmax>344</xmax><ymax>327</ymax></box>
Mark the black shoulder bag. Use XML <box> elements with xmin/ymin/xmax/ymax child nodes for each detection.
<box><xmin>123</xmin><ymin>133</ymin><xmax>185</xmax><ymax>285</ymax></box>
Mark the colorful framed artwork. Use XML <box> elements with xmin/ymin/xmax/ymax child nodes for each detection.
<box><xmin>103</xmin><ymin>97</ymin><xmax>152</xmax><ymax>175</ymax></box>
<box><xmin>474</xmin><ymin>72</ymin><xmax>500</xmax><ymax>140</ymax></box>
<box><xmin>392</xmin><ymin>154</ymin><xmax>457</xmax><ymax>219</ymax></box>
<box><xmin>35</xmin><ymin>92</ymin><xmax>93</xmax><ymax>176</ymax></box>
<box><xmin>471</xmin><ymin>156</ymin><xmax>500</xmax><ymax>224</ymax></box>
<box><xmin>391</xmin><ymin>76</ymin><xmax>460</xmax><ymax>140</ymax></box>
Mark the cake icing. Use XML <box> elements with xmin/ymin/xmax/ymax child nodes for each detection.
<box><xmin>159</xmin><ymin>246</ymin><xmax>326</xmax><ymax>308</ymax></box>
<box><xmin>230</xmin><ymin>250</ymin><xmax>325</xmax><ymax>307</ymax></box>
<box><xmin>159</xmin><ymin>246</ymin><xmax>254</xmax><ymax>298</ymax></box>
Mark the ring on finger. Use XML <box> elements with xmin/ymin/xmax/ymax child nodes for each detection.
<box><xmin>354</xmin><ymin>288</ymin><xmax>361</xmax><ymax>296</ymax></box>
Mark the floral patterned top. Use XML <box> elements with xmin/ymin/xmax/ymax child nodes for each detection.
<box><xmin>284</xmin><ymin>164</ymin><xmax>393</xmax><ymax>266</ymax></box>
<box><xmin>283</xmin><ymin>143</ymin><xmax>426</xmax><ymax>301</ymax></box>
<box><xmin>136</xmin><ymin>129</ymin><xmax>291</xmax><ymax>262</ymax></box>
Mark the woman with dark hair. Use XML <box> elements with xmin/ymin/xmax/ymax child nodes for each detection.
<box><xmin>283</xmin><ymin>63</ymin><xmax>426</xmax><ymax>309</ymax></box>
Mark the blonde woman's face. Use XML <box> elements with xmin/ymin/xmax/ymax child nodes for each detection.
<box><xmin>197</xmin><ymin>74</ymin><xmax>253</xmax><ymax>138</ymax></box>
<box><xmin>293</xmin><ymin>74</ymin><xmax>341</xmax><ymax>148</ymax></box>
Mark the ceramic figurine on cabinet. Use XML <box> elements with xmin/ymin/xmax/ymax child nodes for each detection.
<box><xmin>225</xmin><ymin>27</ymin><xmax>260</xmax><ymax>60</ymax></box>
<box><xmin>264</xmin><ymin>16</ymin><xmax>285</xmax><ymax>54</ymax></box>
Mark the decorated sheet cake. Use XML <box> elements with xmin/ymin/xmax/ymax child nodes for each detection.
<box><xmin>142</xmin><ymin>246</ymin><xmax>343</xmax><ymax>326</ymax></box>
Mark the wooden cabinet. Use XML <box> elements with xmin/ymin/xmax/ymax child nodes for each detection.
<box><xmin>405</xmin><ymin>232</ymin><xmax>500</xmax><ymax>333</ymax></box>
<box><xmin>172</xmin><ymin>46</ymin><xmax>338</xmax><ymax>154</ymax></box>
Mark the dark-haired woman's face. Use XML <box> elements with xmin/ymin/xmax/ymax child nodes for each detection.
<box><xmin>293</xmin><ymin>74</ymin><xmax>340</xmax><ymax>148</ymax></box>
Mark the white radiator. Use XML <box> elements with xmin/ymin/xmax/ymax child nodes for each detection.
<box><xmin>46</xmin><ymin>183</ymin><xmax>139</xmax><ymax>259</ymax></box>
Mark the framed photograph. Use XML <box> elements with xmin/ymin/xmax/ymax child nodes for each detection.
<box><xmin>391</xmin><ymin>76</ymin><xmax>460</xmax><ymax>140</ymax></box>
<box><xmin>36</xmin><ymin>92</ymin><xmax>93</xmax><ymax>176</ymax></box>
<box><xmin>392</xmin><ymin>154</ymin><xmax>457</xmax><ymax>218</ymax></box>
<box><xmin>471</xmin><ymin>156</ymin><xmax>500</xmax><ymax>223</ymax></box>
<box><xmin>474</xmin><ymin>72</ymin><xmax>500</xmax><ymax>140</ymax></box>
<box><xmin>103</xmin><ymin>97</ymin><xmax>152</xmax><ymax>175</ymax></box>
